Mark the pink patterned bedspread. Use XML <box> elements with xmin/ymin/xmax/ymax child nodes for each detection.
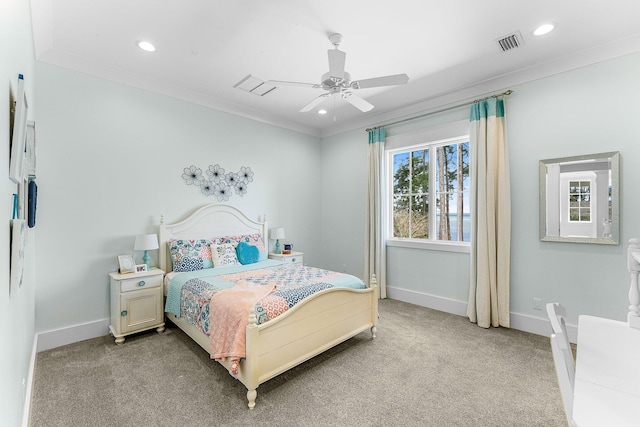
<box><xmin>175</xmin><ymin>262</ymin><xmax>365</xmax><ymax>336</ymax></box>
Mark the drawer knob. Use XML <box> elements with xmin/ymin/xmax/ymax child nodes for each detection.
<box><xmin>138</xmin><ymin>281</ymin><xmax>145</xmax><ymax>287</ymax></box>
<box><xmin>121</xmin><ymin>310</ymin><xmax>128</xmax><ymax>316</ymax></box>
<box><xmin>292</xmin><ymin>258</ymin><xmax>296</xmax><ymax>262</ymax></box>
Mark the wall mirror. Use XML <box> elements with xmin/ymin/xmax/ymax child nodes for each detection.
<box><xmin>539</xmin><ymin>151</ymin><xmax>619</xmax><ymax>245</ymax></box>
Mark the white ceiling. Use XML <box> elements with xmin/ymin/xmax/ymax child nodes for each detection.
<box><xmin>30</xmin><ymin>0</ymin><xmax>640</xmax><ymax>138</ymax></box>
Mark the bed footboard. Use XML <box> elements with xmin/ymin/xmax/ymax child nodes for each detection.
<box><xmin>241</xmin><ymin>280</ymin><xmax>378</xmax><ymax>408</ymax></box>
<box><xmin>165</xmin><ymin>276</ymin><xmax>378</xmax><ymax>409</ymax></box>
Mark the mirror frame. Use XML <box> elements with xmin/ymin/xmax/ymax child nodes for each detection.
<box><xmin>539</xmin><ymin>151</ymin><xmax>620</xmax><ymax>245</ymax></box>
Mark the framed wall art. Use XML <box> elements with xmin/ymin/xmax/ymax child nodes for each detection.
<box><xmin>10</xmin><ymin>219</ymin><xmax>27</xmax><ymax>297</ymax></box>
<box><xmin>25</xmin><ymin>121</ymin><xmax>36</xmax><ymax>178</ymax></box>
<box><xmin>10</xmin><ymin>75</ymin><xmax>28</xmax><ymax>184</ymax></box>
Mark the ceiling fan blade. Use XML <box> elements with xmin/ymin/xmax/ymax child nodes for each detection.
<box><xmin>351</xmin><ymin>73</ymin><xmax>409</xmax><ymax>89</ymax></box>
<box><xmin>328</xmin><ymin>49</ymin><xmax>346</xmax><ymax>80</ymax></box>
<box><xmin>300</xmin><ymin>93</ymin><xmax>330</xmax><ymax>112</ymax></box>
<box><xmin>342</xmin><ymin>92</ymin><xmax>374</xmax><ymax>112</ymax></box>
<box><xmin>268</xmin><ymin>80</ymin><xmax>320</xmax><ymax>89</ymax></box>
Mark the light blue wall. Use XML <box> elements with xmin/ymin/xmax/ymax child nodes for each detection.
<box><xmin>319</xmin><ymin>128</ymin><xmax>367</xmax><ymax>276</ymax></box>
<box><xmin>1</xmin><ymin>0</ymin><xmax>36</xmax><ymax>425</ymax></box>
<box><xmin>321</xmin><ymin>53</ymin><xmax>640</xmax><ymax>326</ymax></box>
<box><xmin>508</xmin><ymin>53</ymin><xmax>640</xmax><ymax>322</ymax></box>
<box><xmin>34</xmin><ymin>62</ymin><xmax>323</xmax><ymax>333</ymax></box>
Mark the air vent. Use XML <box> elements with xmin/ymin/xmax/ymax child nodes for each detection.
<box><xmin>496</xmin><ymin>31</ymin><xmax>524</xmax><ymax>52</ymax></box>
<box><xmin>233</xmin><ymin>74</ymin><xmax>276</xmax><ymax>96</ymax></box>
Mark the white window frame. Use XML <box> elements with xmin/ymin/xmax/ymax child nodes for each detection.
<box><xmin>385</xmin><ymin>121</ymin><xmax>471</xmax><ymax>253</ymax></box>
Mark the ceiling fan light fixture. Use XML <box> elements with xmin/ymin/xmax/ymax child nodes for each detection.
<box><xmin>534</xmin><ymin>23</ymin><xmax>555</xmax><ymax>36</ymax></box>
<box><xmin>136</xmin><ymin>40</ymin><xmax>156</xmax><ymax>52</ymax></box>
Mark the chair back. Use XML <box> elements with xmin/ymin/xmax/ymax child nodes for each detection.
<box><xmin>547</xmin><ymin>303</ymin><xmax>576</xmax><ymax>426</ymax></box>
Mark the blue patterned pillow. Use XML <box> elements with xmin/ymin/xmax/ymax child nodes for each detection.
<box><xmin>236</xmin><ymin>241</ymin><xmax>260</xmax><ymax>265</ymax></box>
<box><xmin>168</xmin><ymin>239</ymin><xmax>217</xmax><ymax>271</ymax></box>
<box><xmin>174</xmin><ymin>258</ymin><xmax>204</xmax><ymax>272</ymax></box>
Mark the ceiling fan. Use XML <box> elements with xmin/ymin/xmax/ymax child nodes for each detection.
<box><xmin>269</xmin><ymin>33</ymin><xmax>409</xmax><ymax>113</ymax></box>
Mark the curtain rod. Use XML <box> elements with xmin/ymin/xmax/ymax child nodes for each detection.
<box><xmin>365</xmin><ymin>89</ymin><xmax>513</xmax><ymax>132</ymax></box>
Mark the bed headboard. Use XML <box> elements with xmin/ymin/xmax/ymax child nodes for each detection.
<box><xmin>158</xmin><ymin>204</ymin><xmax>268</xmax><ymax>272</ymax></box>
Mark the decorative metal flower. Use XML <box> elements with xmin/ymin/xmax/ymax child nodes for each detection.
<box><xmin>206</xmin><ymin>164</ymin><xmax>225</xmax><ymax>183</ymax></box>
<box><xmin>200</xmin><ymin>180</ymin><xmax>216</xmax><ymax>196</ymax></box>
<box><xmin>235</xmin><ymin>181</ymin><xmax>247</xmax><ymax>196</ymax></box>
<box><xmin>182</xmin><ymin>165</ymin><xmax>204</xmax><ymax>185</ymax></box>
<box><xmin>225</xmin><ymin>172</ymin><xmax>239</xmax><ymax>186</ymax></box>
<box><xmin>214</xmin><ymin>182</ymin><xmax>232</xmax><ymax>202</ymax></box>
<box><xmin>239</xmin><ymin>166</ymin><xmax>254</xmax><ymax>183</ymax></box>
<box><xmin>183</xmin><ymin>164</ymin><xmax>254</xmax><ymax>199</ymax></box>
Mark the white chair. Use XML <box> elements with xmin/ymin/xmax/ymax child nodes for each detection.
<box><xmin>547</xmin><ymin>302</ymin><xmax>576</xmax><ymax>426</ymax></box>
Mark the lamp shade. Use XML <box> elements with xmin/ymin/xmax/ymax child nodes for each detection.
<box><xmin>134</xmin><ymin>234</ymin><xmax>159</xmax><ymax>251</ymax></box>
<box><xmin>270</xmin><ymin>227</ymin><xmax>285</xmax><ymax>240</ymax></box>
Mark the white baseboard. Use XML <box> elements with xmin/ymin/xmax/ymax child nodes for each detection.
<box><xmin>36</xmin><ymin>318</ymin><xmax>110</xmax><ymax>352</ymax></box>
<box><xmin>21</xmin><ymin>335</ymin><xmax>37</xmax><ymax>427</ymax></box>
<box><xmin>386</xmin><ymin>286</ymin><xmax>578</xmax><ymax>343</ymax></box>
<box><xmin>387</xmin><ymin>286</ymin><xmax>468</xmax><ymax>316</ymax></box>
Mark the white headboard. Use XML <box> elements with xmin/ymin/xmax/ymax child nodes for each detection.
<box><xmin>158</xmin><ymin>204</ymin><xmax>268</xmax><ymax>272</ymax></box>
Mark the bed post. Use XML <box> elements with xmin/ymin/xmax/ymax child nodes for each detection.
<box><xmin>159</xmin><ymin>214</ymin><xmax>167</xmax><ymax>272</ymax></box>
<box><xmin>244</xmin><ymin>307</ymin><xmax>260</xmax><ymax>409</ymax></box>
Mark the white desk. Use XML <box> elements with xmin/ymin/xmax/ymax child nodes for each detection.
<box><xmin>573</xmin><ymin>315</ymin><xmax>640</xmax><ymax>426</ymax></box>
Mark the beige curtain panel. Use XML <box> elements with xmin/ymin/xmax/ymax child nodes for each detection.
<box><xmin>467</xmin><ymin>98</ymin><xmax>511</xmax><ymax>328</ymax></box>
<box><xmin>365</xmin><ymin>128</ymin><xmax>387</xmax><ymax>299</ymax></box>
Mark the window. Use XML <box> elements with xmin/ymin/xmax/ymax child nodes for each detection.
<box><xmin>568</xmin><ymin>180</ymin><xmax>591</xmax><ymax>222</ymax></box>
<box><xmin>388</xmin><ymin>136</ymin><xmax>470</xmax><ymax>248</ymax></box>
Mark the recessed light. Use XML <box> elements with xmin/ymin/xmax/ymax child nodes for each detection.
<box><xmin>136</xmin><ymin>40</ymin><xmax>156</xmax><ymax>52</ymax></box>
<box><xmin>534</xmin><ymin>24</ymin><xmax>554</xmax><ymax>36</ymax></box>
<box><xmin>318</xmin><ymin>109</ymin><xmax>327</xmax><ymax>115</ymax></box>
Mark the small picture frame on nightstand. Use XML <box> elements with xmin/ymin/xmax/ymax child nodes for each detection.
<box><xmin>135</xmin><ymin>264</ymin><xmax>148</xmax><ymax>273</ymax></box>
<box><xmin>117</xmin><ymin>255</ymin><xmax>136</xmax><ymax>274</ymax></box>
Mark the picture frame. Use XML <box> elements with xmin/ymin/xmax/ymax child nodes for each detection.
<box><xmin>25</xmin><ymin>121</ymin><xmax>36</xmax><ymax>178</ymax></box>
<box><xmin>117</xmin><ymin>255</ymin><xmax>136</xmax><ymax>274</ymax></box>
<box><xmin>135</xmin><ymin>264</ymin><xmax>148</xmax><ymax>273</ymax></box>
<box><xmin>10</xmin><ymin>75</ymin><xmax>28</xmax><ymax>184</ymax></box>
<box><xmin>10</xmin><ymin>219</ymin><xmax>27</xmax><ymax>297</ymax></box>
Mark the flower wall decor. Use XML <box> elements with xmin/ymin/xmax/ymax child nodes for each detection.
<box><xmin>182</xmin><ymin>165</ymin><xmax>254</xmax><ymax>202</ymax></box>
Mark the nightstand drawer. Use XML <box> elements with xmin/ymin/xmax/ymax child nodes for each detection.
<box><xmin>120</xmin><ymin>274</ymin><xmax>162</xmax><ymax>292</ymax></box>
<box><xmin>269</xmin><ymin>252</ymin><xmax>304</xmax><ymax>265</ymax></box>
<box><xmin>283</xmin><ymin>255</ymin><xmax>303</xmax><ymax>264</ymax></box>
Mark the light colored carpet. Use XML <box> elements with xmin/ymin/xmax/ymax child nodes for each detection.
<box><xmin>30</xmin><ymin>299</ymin><xmax>566</xmax><ymax>426</ymax></box>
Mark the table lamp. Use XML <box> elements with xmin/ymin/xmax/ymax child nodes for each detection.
<box><xmin>270</xmin><ymin>228</ymin><xmax>285</xmax><ymax>254</ymax></box>
<box><xmin>134</xmin><ymin>234</ymin><xmax>159</xmax><ymax>271</ymax></box>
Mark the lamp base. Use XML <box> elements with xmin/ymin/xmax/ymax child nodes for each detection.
<box><xmin>143</xmin><ymin>251</ymin><xmax>151</xmax><ymax>270</ymax></box>
<box><xmin>275</xmin><ymin>240</ymin><xmax>281</xmax><ymax>254</ymax></box>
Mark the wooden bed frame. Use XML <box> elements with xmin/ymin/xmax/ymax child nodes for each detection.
<box><xmin>158</xmin><ymin>204</ymin><xmax>378</xmax><ymax>408</ymax></box>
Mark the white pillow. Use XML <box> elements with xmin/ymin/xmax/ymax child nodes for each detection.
<box><xmin>210</xmin><ymin>243</ymin><xmax>240</xmax><ymax>267</ymax></box>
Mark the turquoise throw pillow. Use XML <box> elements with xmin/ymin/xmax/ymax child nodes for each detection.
<box><xmin>236</xmin><ymin>241</ymin><xmax>260</xmax><ymax>265</ymax></box>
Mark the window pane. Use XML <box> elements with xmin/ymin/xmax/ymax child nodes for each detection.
<box><xmin>411</xmin><ymin>150</ymin><xmax>428</xmax><ymax>194</ymax></box>
<box><xmin>435</xmin><ymin>141</ymin><xmax>470</xmax><ymax>242</ymax></box>
<box><xmin>569</xmin><ymin>182</ymin><xmax>579</xmax><ymax>193</ymax></box>
<box><xmin>580</xmin><ymin>209</ymin><xmax>590</xmax><ymax>221</ymax></box>
<box><xmin>570</xmin><ymin>208</ymin><xmax>579</xmax><ymax>221</ymax></box>
<box><xmin>393</xmin><ymin>195</ymin><xmax>410</xmax><ymax>238</ymax></box>
<box><xmin>410</xmin><ymin>195</ymin><xmax>428</xmax><ymax>238</ymax></box>
<box><xmin>393</xmin><ymin>153</ymin><xmax>410</xmax><ymax>194</ymax></box>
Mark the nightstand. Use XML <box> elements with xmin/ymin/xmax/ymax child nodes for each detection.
<box><xmin>269</xmin><ymin>251</ymin><xmax>304</xmax><ymax>265</ymax></box>
<box><xmin>109</xmin><ymin>267</ymin><xmax>165</xmax><ymax>344</ymax></box>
